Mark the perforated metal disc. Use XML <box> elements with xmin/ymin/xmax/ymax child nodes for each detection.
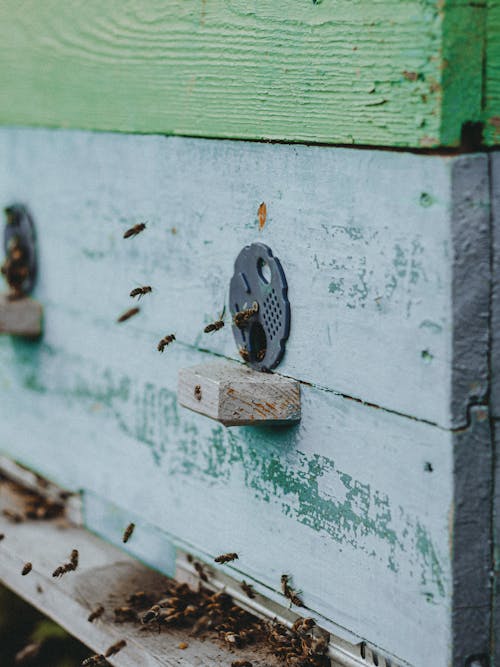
<box><xmin>229</xmin><ymin>243</ymin><xmax>290</xmax><ymax>371</ymax></box>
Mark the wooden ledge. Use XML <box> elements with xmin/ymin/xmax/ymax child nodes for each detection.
<box><xmin>178</xmin><ymin>362</ymin><xmax>301</xmax><ymax>426</ymax></box>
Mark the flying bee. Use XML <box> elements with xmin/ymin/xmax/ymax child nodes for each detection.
<box><xmin>104</xmin><ymin>639</ymin><xmax>126</xmax><ymax>657</ymax></box>
<box><xmin>123</xmin><ymin>222</ymin><xmax>146</xmax><ymax>239</ymax></box>
<box><xmin>122</xmin><ymin>522</ymin><xmax>135</xmax><ymax>543</ymax></box>
<box><xmin>130</xmin><ymin>285</ymin><xmax>152</xmax><ymax>300</ymax></box>
<box><xmin>21</xmin><ymin>562</ymin><xmax>32</xmax><ymax>576</ymax></box>
<box><xmin>240</xmin><ymin>580</ymin><xmax>256</xmax><ymax>599</ymax></box>
<box><xmin>204</xmin><ymin>306</ymin><xmax>226</xmax><ymax>334</ymax></box>
<box><xmin>233</xmin><ymin>302</ymin><xmax>259</xmax><ymax>329</ymax></box>
<box><xmin>117</xmin><ymin>307</ymin><xmax>140</xmax><ymax>323</ymax></box>
<box><xmin>157</xmin><ymin>334</ymin><xmax>175</xmax><ymax>352</ymax></box>
<box><xmin>214</xmin><ymin>552</ymin><xmax>238</xmax><ymax>564</ymax></box>
<box><xmin>87</xmin><ymin>605</ymin><xmax>104</xmax><ymax>623</ymax></box>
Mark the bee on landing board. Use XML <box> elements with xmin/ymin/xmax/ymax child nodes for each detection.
<box><xmin>87</xmin><ymin>605</ymin><xmax>104</xmax><ymax>623</ymax></box>
<box><xmin>157</xmin><ymin>334</ymin><xmax>175</xmax><ymax>352</ymax></box>
<box><xmin>214</xmin><ymin>552</ymin><xmax>238</xmax><ymax>564</ymax></box>
<box><xmin>130</xmin><ymin>285</ymin><xmax>152</xmax><ymax>300</ymax></box>
<box><xmin>204</xmin><ymin>306</ymin><xmax>226</xmax><ymax>334</ymax></box>
<box><xmin>123</xmin><ymin>222</ymin><xmax>146</xmax><ymax>239</ymax></box>
<box><xmin>21</xmin><ymin>562</ymin><xmax>32</xmax><ymax>576</ymax></box>
<box><xmin>117</xmin><ymin>307</ymin><xmax>140</xmax><ymax>323</ymax></box>
<box><xmin>240</xmin><ymin>580</ymin><xmax>256</xmax><ymax>599</ymax></box>
<box><xmin>104</xmin><ymin>639</ymin><xmax>126</xmax><ymax>657</ymax></box>
<box><xmin>122</xmin><ymin>522</ymin><xmax>135</xmax><ymax>543</ymax></box>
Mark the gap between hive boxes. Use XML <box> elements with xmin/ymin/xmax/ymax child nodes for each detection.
<box><xmin>0</xmin><ymin>457</ymin><xmax>393</xmax><ymax>667</ymax></box>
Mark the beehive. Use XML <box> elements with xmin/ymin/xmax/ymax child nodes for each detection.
<box><xmin>0</xmin><ymin>3</ymin><xmax>498</xmax><ymax>666</ymax></box>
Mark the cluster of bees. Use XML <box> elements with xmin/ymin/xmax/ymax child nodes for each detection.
<box><xmin>119</xmin><ymin>221</ymin><xmax>264</xmax><ymax>363</ymax></box>
<box><xmin>85</xmin><ymin>547</ymin><xmax>330</xmax><ymax>667</ymax></box>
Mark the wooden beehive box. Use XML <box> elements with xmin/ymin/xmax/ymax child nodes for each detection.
<box><xmin>0</xmin><ymin>3</ymin><xmax>499</xmax><ymax>666</ymax></box>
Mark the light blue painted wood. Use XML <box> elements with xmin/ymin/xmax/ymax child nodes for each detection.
<box><xmin>0</xmin><ymin>128</ymin><xmax>490</xmax><ymax>429</ymax></box>
<box><xmin>84</xmin><ymin>491</ymin><xmax>177</xmax><ymax>578</ymax></box>
<box><xmin>0</xmin><ymin>333</ymin><xmax>453</xmax><ymax>667</ymax></box>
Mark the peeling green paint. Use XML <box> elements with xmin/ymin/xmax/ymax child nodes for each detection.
<box><xmin>1</xmin><ymin>342</ymin><xmax>447</xmax><ymax>598</ymax></box>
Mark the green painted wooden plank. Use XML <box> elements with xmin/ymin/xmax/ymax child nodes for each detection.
<box><xmin>485</xmin><ymin>2</ymin><xmax>500</xmax><ymax>145</ymax></box>
<box><xmin>0</xmin><ymin>0</ymin><xmax>487</xmax><ymax>147</ymax></box>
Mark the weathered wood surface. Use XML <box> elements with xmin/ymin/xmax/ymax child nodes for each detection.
<box><xmin>0</xmin><ymin>1</ymin><xmax>489</xmax><ymax>147</ymax></box>
<box><xmin>0</xmin><ymin>128</ymin><xmax>490</xmax><ymax>428</ymax></box>
<box><xmin>178</xmin><ymin>362</ymin><xmax>301</xmax><ymax>426</ymax></box>
<box><xmin>0</xmin><ymin>482</ymin><xmax>277</xmax><ymax>667</ymax></box>
<box><xmin>0</xmin><ymin>319</ymin><xmax>463</xmax><ymax>667</ymax></box>
<box><xmin>0</xmin><ymin>293</ymin><xmax>42</xmax><ymax>337</ymax></box>
<box><xmin>490</xmin><ymin>151</ymin><xmax>500</xmax><ymax>418</ymax></box>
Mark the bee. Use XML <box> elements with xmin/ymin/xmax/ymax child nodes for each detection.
<box><xmin>239</xmin><ymin>346</ymin><xmax>250</xmax><ymax>362</ymax></box>
<box><xmin>81</xmin><ymin>654</ymin><xmax>106</xmax><ymax>666</ymax></box>
<box><xmin>0</xmin><ymin>534</ymin><xmax>4</xmax><ymax>541</ymax></box>
<box><xmin>193</xmin><ymin>560</ymin><xmax>209</xmax><ymax>582</ymax></box>
<box><xmin>122</xmin><ymin>522</ymin><xmax>135</xmax><ymax>543</ymax></box>
<box><xmin>231</xmin><ymin>662</ymin><xmax>253</xmax><ymax>667</ymax></box>
<box><xmin>87</xmin><ymin>605</ymin><xmax>104</xmax><ymax>622</ymax></box>
<box><xmin>178</xmin><ymin>642</ymin><xmax>189</xmax><ymax>650</ymax></box>
<box><xmin>117</xmin><ymin>307</ymin><xmax>140</xmax><ymax>323</ymax></box>
<box><xmin>194</xmin><ymin>384</ymin><xmax>202</xmax><ymax>401</ymax></box>
<box><xmin>233</xmin><ymin>302</ymin><xmax>259</xmax><ymax>329</ymax></box>
<box><xmin>256</xmin><ymin>348</ymin><xmax>266</xmax><ymax>362</ymax></box>
<box><xmin>52</xmin><ymin>565</ymin><xmax>65</xmax><ymax>578</ymax></box>
<box><xmin>104</xmin><ymin>639</ymin><xmax>126</xmax><ymax>657</ymax></box>
<box><xmin>21</xmin><ymin>562</ymin><xmax>32</xmax><ymax>576</ymax></box>
<box><xmin>281</xmin><ymin>574</ymin><xmax>304</xmax><ymax>607</ymax></box>
<box><xmin>214</xmin><ymin>552</ymin><xmax>238</xmax><ymax>564</ymax></box>
<box><xmin>291</xmin><ymin>617</ymin><xmax>315</xmax><ymax>635</ymax></box>
<box><xmin>130</xmin><ymin>285</ymin><xmax>152</xmax><ymax>300</ymax></box>
<box><xmin>3</xmin><ymin>508</ymin><xmax>23</xmax><ymax>523</ymax></box>
<box><xmin>240</xmin><ymin>580</ymin><xmax>255</xmax><ymax>599</ymax></box>
<box><xmin>157</xmin><ymin>334</ymin><xmax>175</xmax><ymax>352</ymax></box>
<box><xmin>142</xmin><ymin>605</ymin><xmax>161</xmax><ymax>624</ymax></box>
<box><xmin>70</xmin><ymin>549</ymin><xmax>79</xmax><ymax>569</ymax></box>
<box><xmin>221</xmin><ymin>631</ymin><xmax>242</xmax><ymax>647</ymax></box>
<box><xmin>123</xmin><ymin>222</ymin><xmax>146</xmax><ymax>239</ymax></box>
<box><xmin>204</xmin><ymin>306</ymin><xmax>226</xmax><ymax>334</ymax></box>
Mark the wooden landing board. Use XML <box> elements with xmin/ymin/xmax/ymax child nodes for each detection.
<box><xmin>0</xmin><ymin>1</ymin><xmax>489</xmax><ymax>148</ymax></box>
<box><xmin>0</xmin><ymin>479</ymin><xmax>280</xmax><ymax>667</ymax></box>
<box><xmin>0</xmin><ymin>128</ymin><xmax>490</xmax><ymax>428</ymax></box>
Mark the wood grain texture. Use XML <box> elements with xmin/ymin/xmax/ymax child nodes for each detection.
<box><xmin>0</xmin><ymin>128</ymin><xmax>491</xmax><ymax>428</ymax></box>
<box><xmin>178</xmin><ymin>362</ymin><xmax>301</xmax><ymax>425</ymax></box>
<box><xmin>0</xmin><ymin>483</ymin><xmax>276</xmax><ymax>667</ymax></box>
<box><xmin>0</xmin><ymin>0</ymin><xmax>488</xmax><ymax>147</ymax></box>
<box><xmin>0</xmin><ymin>294</ymin><xmax>42</xmax><ymax>337</ymax></box>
